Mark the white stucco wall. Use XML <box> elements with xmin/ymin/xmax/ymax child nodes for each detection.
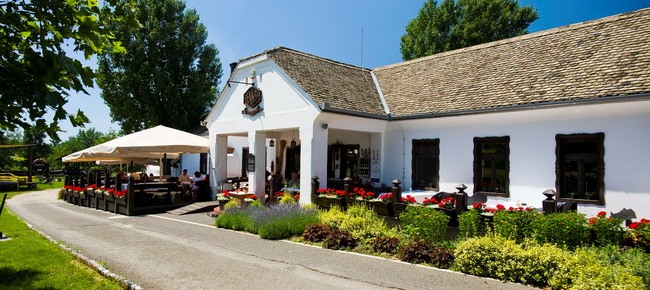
<box><xmin>383</xmin><ymin>100</ymin><xmax>650</xmax><ymax>218</ymax></box>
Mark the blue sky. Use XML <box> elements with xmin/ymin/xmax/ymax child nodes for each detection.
<box><xmin>56</xmin><ymin>0</ymin><xmax>650</xmax><ymax>140</ymax></box>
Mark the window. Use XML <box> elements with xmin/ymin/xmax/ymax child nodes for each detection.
<box><xmin>412</xmin><ymin>139</ymin><xmax>439</xmax><ymax>190</ymax></box>
<box><xmin>473</xmin><ymin>136</ymin><xmax>510</xmax><ymax>197</ymax></box>
<box><xmin>556</xmin><ymin>133</ymin><xmax>605</xmax><ymax>205</ymax></box>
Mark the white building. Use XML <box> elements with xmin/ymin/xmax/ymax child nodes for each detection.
<box><xmin>205</xmin><ymin>9</ymin><xmax>650</xmax><ymax>218</ymax></box>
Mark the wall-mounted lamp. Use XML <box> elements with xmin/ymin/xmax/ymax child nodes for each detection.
<box><xmin>269</xmin><ymin>131</ymin><xmax>275</xmax><ymax>147</ymax></box>
<box><xmin>290</xmin><ymin>130</ymin><xmax>297</xmax><ymax>148</ymax></box>
<box><xmin>321</xmin><ymin>123</ymin><xmax>328</xmax><ymax>129</ymax></box>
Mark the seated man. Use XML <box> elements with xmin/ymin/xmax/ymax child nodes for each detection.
<box><xmin>178</xmin><ymin>169</ymin><xmax>191</xmax><ymax>196</ymax></box>
<box><xmin>287</xmin><ymin>171</ymin><xmax>300</xmax><ymax>188</ymax></box>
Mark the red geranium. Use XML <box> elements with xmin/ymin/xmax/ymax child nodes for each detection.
<box><xmin>114</xmin><ymin>190</ymin><xmax>127</xmax><ymax>198</ymax></box>
<box><xmin>597</xmin><ymin>211</ymin><xmax>607</xmax><ymax>218</ymax></box>
<box><xmin>423</xmin><ymin>197</ymin><xmax>438</xmax><ymax>206</ymax></box>
<box><xmin>247</xmin><ymin>194</ymin><xmax>258</xmax><ymax>200</ymax></box>
<box><xmin>379</xmin><ymin>192</ymin><xmax>392</xmax><ymax>202</ymax></box>
<box><xmin>401</xmin><ymin>195</ymin><xmax>417</xmax><ymax>204</ymax></box>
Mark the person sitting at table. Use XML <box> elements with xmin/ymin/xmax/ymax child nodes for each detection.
<box><xmin>130</xmin><ymin>170</ymin><xmax>141</xmax><ymax>181</ymax></box>
<box><xmin>287</xmin><ymin>171</ymin><xmax>299</xmax><ymax>188</ymax></box>
<box><xmin>178</xmin><ymin>169</ymin><xmax>191</xmax><ymax>196</ymax></box>
<box><xmin>190</xmin><ymin>171</ymin><xmax>203</xmax><ymax>200</ymax></box>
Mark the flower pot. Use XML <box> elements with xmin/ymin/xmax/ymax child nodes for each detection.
<box><xmin>87</xmin><ymin>189</ymin><xmax>95</xmax><ymax>208</ymax></box>
<box><xmin>313</xmin><ymin>196</ymin><xmax>344</xmax><ymax>210</ymax></box>
<box><xmin>115</xmin><ymin>197</ymin><xmax>127</xmax><ymax>214</ymax></box>
<box><xmin>104</xmin><ymin>195</ymin><xmax>115</xmax><ymax>212</ymax></box>
<box><xmin>368</xmin><ymin>201</ymin><xmax>395</xmax><ymax>217</ymax></box>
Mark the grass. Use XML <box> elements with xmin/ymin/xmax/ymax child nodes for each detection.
<box><xmin>0</xmin><ymin>183</ymin><xmax>123</xmax><ymax>290</ymax></box>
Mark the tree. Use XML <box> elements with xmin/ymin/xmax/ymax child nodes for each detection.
<box><xmin>48</xmin><ymin>128</ymin><xmax>119</xmax><ymax>169</ymax></box>
<box><xmin>401</xmin><ymin>0</ymin><xmax>538</xmax><ymax>60</ymax></box>
<box><xmin>98</xmin><ymin>0</ymin><xmax>222</xmax><ymax>133</ymax></box>
<box><xmin>0</xmin><ymin>0</ymin><xmax>135</xmax><ymax>141</ymax></box>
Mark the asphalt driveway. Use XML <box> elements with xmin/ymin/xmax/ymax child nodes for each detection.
<box><xmin>6</xmin><ymin>189</ymin><xmax>535</xmax><ymax>290</ymax></box>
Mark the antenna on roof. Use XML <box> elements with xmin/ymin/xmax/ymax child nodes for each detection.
<box><xmin>360</xmin><ymin>26</ymin><xmax>364</xmax><ymax>68</ymax></box>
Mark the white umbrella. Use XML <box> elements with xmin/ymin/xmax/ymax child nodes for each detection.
<box><xmin>62</xmin><ymin>125</ymin><xmax>207</xmax><ymax>163</ymax></box>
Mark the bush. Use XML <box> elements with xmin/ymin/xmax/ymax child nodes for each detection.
<box><xmin>323</xmin><ymin>229</ymin><xmax>357</xmax><ymax>250</ymax></box>
<box><xmin>531</xmin><ymin>212</ymin><xmax>590</xmax><ymax>249</ymax></box>
<box><xmin>458</xmin><ymin>210</ymin><xmax>486</xmax><ymax>239</ymax></box>
<box><xmin>590</xmin><ymin>216</ymin><xmax>624</xmax><ymax>246</ymax></box>
<box><xmin>453</xmin><ymin>236</ymin><xmax>565</xmax><ymax>287</ymax></box>
<box><xmin>399</xmin><ymin>241</ymin><xmax>454</xmax><ymax>268</ymax></box>
<box><xmin>493</xmin><ymin>210</ymin><xmax>539</xmax><ymax>243</ymax></box>
<box><xmin>224</xmin><ymin>199</ymin><xmax>239</xmax><ymax>209</ymax></box>
<box><xmin>400</xmin><ymin>241</ymin><xmax>435</xmax><ymax>264</ymax></box>
<box><xmin>627</xmin><ymin>223</ymin><xmax>650</xmax><ymax>253</ymax></box>
<box><xmin>303</xmin><ymin>224</ymin><xmax>331</xmax><ymax>242</ymax></box>
<box><xmin>372</xmin><ymin>236</ymin><xmax>401</xmax><ymax>254</ymax></box>
<box><xmin>338</xmin><ymin>204</ymin><xmax>392</xmax><ymax>241</ymax></box>
<box><xmin>549</xmin><ymin>246</ymin><xmax>644</xmax><ymax>290</ymax></box>
<box><xmin>591</xmin><ymin>245</ymin><xmax>650</xmax><ymax>289</ymax></box>
<box><xmin>215</xmin><ymin>207</ymin><xmax>254</xmax><ymax>231</ymax></box>
<box><xmin>319</xmin><ymin>205</ymin><xmax>347</xmax><ymax>229</ymax></box>
<box><xmin>279</xmin><ymin>193</ymin><xmax>296</xmax><ymax>204</ymax></box>
<box><xmin>400</xmin><ymin>206</ymin><xmax>449</xmax><ymax>243</ymax></box>
<box><xmin>254</xmin><ymin>204</ymin><xmax>320</xmax><ymax>240</ymax></box>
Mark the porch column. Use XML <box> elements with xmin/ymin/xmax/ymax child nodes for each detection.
<box><xmin>248</xmin><ymin>131</ymin><xmax>267</xmax><ymax>202</ymax></box>
<box><xmin>299</xmin><ymin>123</ymin><xmax>328</xmax><ymax>204</ymax></box>
<box><xmin>212</xmin><ymin>135</ymin><xmax>228</xmax><ymax>200</ymax></box>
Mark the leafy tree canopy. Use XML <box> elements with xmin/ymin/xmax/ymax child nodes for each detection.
<box><xmin>401</xmin><ymin>0</ymin><xmax>538</xmax><ymax>60</ymax></box>
<box><xmin>47</xmin><ymin>128</ymin><xmax>119</xmax><ymax>169</ymax></box>
<box><xmin>98</xmin><ymin>0</ymin><xmax>223</xmax><ymax>133</ymax></box>
<box><xmin>0</xmin><ymin>0</ymin><xmax>136</xmax><ymax>142</ymax></box>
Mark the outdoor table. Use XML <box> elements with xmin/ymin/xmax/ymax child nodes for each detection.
<box><xmin>230</xmin><ymin>191</ymin><xmax>252</xmax><ymax>205</ymax></box>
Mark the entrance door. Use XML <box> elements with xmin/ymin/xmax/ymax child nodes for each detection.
<box><xmin>241</xmin><ymin>147</ymin><xmax>249</xmax><ymax>178</ymax></box>
<box><xmin>284</xmin><ymin>145</ymin><xmax>300</xmax><ymax>179</ymax></box>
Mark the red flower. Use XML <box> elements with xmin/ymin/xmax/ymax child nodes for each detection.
<box><xmin>597</xmin><ymin>211</ymin><xmax>607</xmax><ymax>218</ymax></box>
<box><xmin>588</xmin><ymin>217</ymin><xmax>598</xmax><ymax>225</ymax></box>
<box><xmin>379</xmin><ymin>193</ymin><xmax>392</xmax><ymax>201</ymax></box>
<box><xmin>496</xmin><ymin>204</ymin><xmax>505</xmax><ymax>210</ymax></box>
<box><xmin>247</xmin><ymin>194</ymin><xmax>257</xmax><ymax>200</ymax></box>
<box><xmin>630</xmin><ymin>222</ymin><xmax>640</xmax><ymax>229</ymax></box>
<box><xmin>640</xmin><ymin>218</ymin><xmax>650</xmax><ymax>224</ymax></box>
<box><xmin>114</xmin><ymin>190</ymin><xmax>127</xmax><ymax>198</ymax></box>
<box><xmin>423</xmin><ymin>197</ymin><xmax>439</xmax><ymax>205</ymax></box>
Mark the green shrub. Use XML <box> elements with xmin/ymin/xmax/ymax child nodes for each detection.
<box><xmin>590</xmin><ymin>217</ymin><xmax>624</xmax><ymax>246</ymax></box>
<box><xmin>549</xmin><ymin>246</ymin><xmax>644</xmax><ymax>290</ymax></box>
<box><xmin>591</xmin><ymin>245</ymin><xmax>650</xmax><ymax>289</ymax></box>
<box><xmin>493</xmin><ymin>210</ymin><xmax>539</xmax><ymax>243</ymax></box>
<box><xmin>453</xmin><ymin>236</ymin><xmax>566</xmax><ymax>287</ymax></box>
<box><xmin>338</xmin><ymin>204</ymin><xmax>391</xmax><ymax>241</ymax></box>
<box><xmin>323</xmin><ymin>229</ymin><xmax>357</xmax><ymax>250</ymax></box>
<box><xmin>531</xmin><ymin>212</ymin><xmax>590</xmax><ymax>249</ymax></box>
<box><xmin>215</xmin><ymin>207</ymin><xmax>254</xmax><ymax>232</ymax></box>
<box><xmin>458</xmin><ymin>210</ymin><xmax>486</xmax><ymax>239</ymax></box>
<box><xmin>628</xmin><ymin>223</ymin><xmax>650</xmax><ymax>253</ymax></box>
<box><xmin>253</xmin><ymin>204</ymin><xmax>320</xmax><ymax>240</ymax></box>
<box><xmin>224</xmin><ymin>199</ymin><xmax>239</xmax><ymax>209</ymax></box>
<box><xmin>400</xmin><ymin>206</ymin><xmax>449</xmax><ymax>243</ymax></box>
<box><xmin>279</xmin><ymin>193</ymin><xmax>296</xmax><ymax>204</ymax></box>
<box><xmin>372</xmin><ymin>236</ymin><xmax>401</xmax><ymax>254</ymax></box>
<box><xmin>319</xmin><ymin>205</ymin><xmax>347</xmax><ymax>229</ymax></box>
<box><xmin>303</xmin><ymin>224</ymin><xmax>331</xmax><ymax>242</ymax></box>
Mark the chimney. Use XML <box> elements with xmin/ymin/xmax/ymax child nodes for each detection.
<box><xmin>229</xmin><ymin>62</ymin><xmax>238</xmax><ymax>73</ymax></box>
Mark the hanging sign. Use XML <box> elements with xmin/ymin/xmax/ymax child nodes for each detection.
<box><xmin>242</xmin><ymin>87</ymin><xmax>263</xmax><ymax>116</ymax></box>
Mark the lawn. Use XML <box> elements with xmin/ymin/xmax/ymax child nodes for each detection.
<box><xmin>0</xmin><ymin>183</ymin><xmax>123</xmax><ymax>290</ymax></box>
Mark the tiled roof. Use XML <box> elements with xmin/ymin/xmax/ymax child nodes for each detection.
<box><xmin>264</xmin><ymin>47</ymin><xmax>386</xmax><ymax>117</ymax></box>
<box><xmin>373</xmin><ymin>8</ymin><xmax>650</xmax><ymax>118</ymax></box>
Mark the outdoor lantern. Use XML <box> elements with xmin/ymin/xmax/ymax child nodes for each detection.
<box><xmin>269</xmin><ymin>139</ymin><xmax>275</xmax><ymax>147</ymax></box>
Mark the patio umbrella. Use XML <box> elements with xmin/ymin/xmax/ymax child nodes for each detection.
<box><xmin>62</xmin><ymin>125</ymin><xmax>207</xmax><ymax>163</ymax></box>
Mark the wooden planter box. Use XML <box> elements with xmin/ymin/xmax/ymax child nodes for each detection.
<box><xmin>115</xmin><ymin>197</ymin><xmax>127</xmax><ymax>215</ymax></box>
<box><xmin>95</xmin><ymin>192</ymin><xmax>105</xmax><ymax>210</ymax></box>
<box><xmin>72</xmin><ymin>190</ymin><xmax>80</xmax><ymax>206</ymax></box>
<box><xmin>368</xmin><ymin>201</ymin><xmax>395</xmax><ymax>217</ymax></box>
<box><xmin>393</xmin><ymin>203</ymin><xmax>408</xmax><ymax>218</ymax></box>
<box><xmin>313</xmin><ymin>196</ymin><xmax>344</xmax><ymax>210</ymax></box>
<box><xmin>104</xmin><ymin>195</ymin><xmax>115</xmax><ymax>212</ymax></box>
<box><xmin>79</xmin><ymin>192</ymin><xmax>87</xmax><ymax>207</ymax></box>
<box><xmin>87</xmin><ymin>189</ymin><xmax>95</xmax><ymax>208</ymax></box>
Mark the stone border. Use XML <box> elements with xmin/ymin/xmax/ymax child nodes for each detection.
<box><xmin>23</xmin><ymin>221</ymin><xmax>142</xmax><ymax>290</ymax></box>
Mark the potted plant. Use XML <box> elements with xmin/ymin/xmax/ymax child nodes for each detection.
<box><xmin>114</xmin><ymin>189</ymin><xmax>127</xmax><ymax>214</ymax></box>
<box><xmin>313</xmin><ymin>188</ymin><xmax>345</xmax><ymax>209</ymax></box>
<box><xmin>368</xmin><ymin>193</ymin><xmax>395</xmax><ymax>217</ymax></box>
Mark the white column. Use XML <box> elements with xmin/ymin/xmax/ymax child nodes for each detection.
<box><xmin>299</xmin><ymin>123</ymin><xmax>328</xmax><ymax>204</ymax></box>
<box><xmin>212</xmin><ymin>135</ymin><xmax>228</xmax><ymax>200</ymax></box>
<box><xmin>248</xmin><ymin>131</ymin><xmax>267</xmax><ymax>202</ymax></box>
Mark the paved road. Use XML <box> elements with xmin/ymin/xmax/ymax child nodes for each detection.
<box><xmin>7</xmin><ymin>190</ymin><xmax>535</xmax><ymax>290</ymax></box>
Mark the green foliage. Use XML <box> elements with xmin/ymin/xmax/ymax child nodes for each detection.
<box><xmin>590</xmin><ymin>217</ymin><xmax>625</xmax><ymax>247</ymax></box>
<box><xmin>458</xmin><ymin>210</ymin><xmax>486</xmax><ymax>239</ymax></box>
<box><xmin>323</xmin><ymin>229</ymin><xmax>357</xmax><ymax>250</ymax></box>
<box><xmin>319</xmin><ymin>205</ymin><xmax>347</xmax><ymax>229</ymax></box>
<box><xmin>98</xmin><ymin>0</ymin><xmax>223</xmax><ymax>133</ymax></box>
<box><xmin>214</xmin><ymin>207</ymin><xmax>254</xmax><ymax>232</ymax></box>
<box><xmin>224</xmin><ymin>199</ymin><xmax>239</xmax><ymax>209</ymax></box>
<box><xmin>302</xmin><ymin>224</ymin><xmax>331</xmax><ymax>242</ymax></box>
<box><xmin>255</xmin><ymin>205</ymin><xmax>320</xmax><ymax>240</ymax></box>
<box><xmin>372</xmin><ymin>236</ymin><xmax>401</xmax><ymax>254</ymax></box>
<box><xmin>0</xmin><ymin>199</ymin><xmax>122</xmax><ymax>289</ymax></box>
<box><xmin>493</xmin><ymin>210</ymin><xmax>539</xmax><ymax>243</ymax></box>
<box><xmin>549</xmin><ymin>246</ymin><xmax>644</xmax><ymax>290</ymax></box>
<box><xmin>338</xmin><ymin>204</ymin><xmax>392</xmax><ymax>241</ymax></box>
<box><xmin>626</xmin><ymin>223</ymin><xmax>650</xmax><ymax>253</ymax></box>
<box><xmin>531</xmin><ymin>212</ymin><xmax>590</xmax><ymax>249</ymax></box>
<box><xmin>400</xmin><ymin>206</ymin><xmax>449</xmax><ymax>243</ymax></box>
<box><xmin>401</xmin><ymin>0</ymin><xmax>538</xmax><ymax>60</ymax></box>
<box><xmin>453</xmin><ymin>236</ymin><xmax>567</xmax><ymax>287</ymax></box>
<box><xmin>279</xmin><ymin>193</ymin><xmax>296</xmax><ymax>204</ymax></box>
<box><xmin>588</xmin><ymin>245</ymin><xmax>650</xmax><ymax>289</ymax></box>
<box><xmin>0</xmin><ymin>0</ymin><xmax>136</xmax><ymax>141</ymax></box>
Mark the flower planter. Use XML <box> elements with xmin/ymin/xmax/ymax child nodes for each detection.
<box><xmin>313</xmin><ymin>196</ymin><xmax>344</xmax><ymax>210</ymax></box>
<box><xmin>95</xmin><ymin>191</ymin><xmax>104</xmax><ymax>210</ymax></box>
<box><xmin>393</xmin><ymin>203</ymin><xmax>408</xmax><ymax>218</ymax></box>
<box><xmin>79</xmin><ymin>192</ymin><xmax>87</xmax><ymax>207</ymax></box>
<box><xmin>115</xmin><ymin>197</ymin><xmax>127</xmax><ymax>215</ymax></box>
<box><xmin>87</xmin><ymin>189</ymin><xmax>95</xmax><ymax>208</ymax></box>
<box><xmin>368</xmin><ymin>201</ymin><xmax>395</xmax><ymax>217</ymax></box>
<box><xmin>72</xmin><ymin>190</ymin><xmax>80</xmax><ymax>206</ymax></box>
<box><xmin>104</xmin><ymin>195</ymin><xmax>115</xmax><ymax>212</ymax></box>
